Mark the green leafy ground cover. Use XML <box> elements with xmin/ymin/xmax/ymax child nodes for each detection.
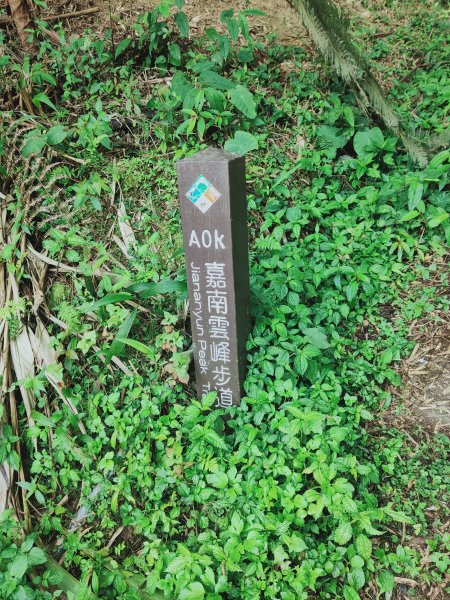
<box><xmin>0</xmin><ymin>1</ymin><xmax>449</xmax><ymax>598</ymax></box>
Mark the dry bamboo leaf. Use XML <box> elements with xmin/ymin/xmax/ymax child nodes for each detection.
<box><xmin>7</xmin><ymin>0</ymin><xmax>33</xmax><ymax>51</ymax></box>
<box><xmin>27</xmin><ymin>252</ymin><xmax>48</xmax><ymax>315</ymax></box>
<box><xmin>106</xmin><ymin>526</ymin><xmax>124</xmax><ymax>549</ymax></box>
<box><xmin>112</xmin><ymin>234</ymin><xmax>131</xmax><ymax>259</ymax></box>
<box><xmin>0</xmin><ymin>459</ymin><xmax>11</xmax><ymax>513</ymax></box>
<box><xmin>117</xmin><ymin>201</ymin><xmax>136</xmax><ymax>253</ymax></box>
<box><xmin>31</xmin><ymin>318</ymin><xmax>57</xmax><ymax>367</ymax></box>
<box><xmin>39</xmin><ymin>26</ymin><xmax>61</xmax><ymax>46</ymax></box>
<box><xmin>10</xmin><ymin>327</ymin><xmax>35</xmax><ymax>382</ymax></box>
<box><xmin>10</xmin><ymin>326</ymin><xmax>36</xmax><ymax>438</ymax></box>
<box><xmin>0</xmin><ymin>354</ymin><xmax>5</xmax><ymax>398</ymax></box>
<box><xmin>68</xmin><ymin>482</ymin><xmax>104</xmax><ymax>531</ymax></box>
<box><xmin>28</xmin><ymin>323</ymin><xmax>87</xmax><ymax>434</ymax></box>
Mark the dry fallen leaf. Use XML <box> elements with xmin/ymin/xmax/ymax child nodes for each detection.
<box><xmin>0</xmin><ymin>460</ymin><xmax>11</xmax><ymax>514</ymax></box>
<box><xmin>7</xmin><ymin>0</ymin><xmax>34</xmax><ymax>51</ymax></box>
<box><xmin>10</xmin><ymin>325</ymin><xmax>37</xmax><ymax>449</ymax></box>
<box><xmin>117</xmin><ymin>201</ymin><xmax>137</xmax><ymax>254</ymax></box>
<box><xmin>31</xmin><ymin>318</ymin><xmax>57</xmax><ymax>367</ymax></box>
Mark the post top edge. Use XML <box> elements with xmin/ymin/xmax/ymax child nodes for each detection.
<box><xmin>177</xmin><ymin>147</ymin><xmax>243</xmax><ymax>165</ymax></box>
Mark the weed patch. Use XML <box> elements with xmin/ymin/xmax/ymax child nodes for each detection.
<box><xmin>0</xmin><ymin>1</ymin><xmax>449</xmax><ymax>599</ymax></box>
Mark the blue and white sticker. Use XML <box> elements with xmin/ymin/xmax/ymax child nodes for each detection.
<box><xmin>186</xmin><ymin>175</ymin><xmax>221</xmax><ymax>213</ymax></box>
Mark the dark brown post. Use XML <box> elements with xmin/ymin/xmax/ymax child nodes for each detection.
<box><xmin>177</xmin><ymin>147</ymin><xmax>250</xmax><ymax>407</ymax></box>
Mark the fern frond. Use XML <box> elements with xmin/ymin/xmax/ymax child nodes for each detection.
<box><xmin>286</xmin><ymin>0</ymin><xmax>432</xmax><ymax>164</ymax></box>
<box><xmin>289</xmin><ymin>0</ymin><xmax>364</xmax><ymax>81</ymax></box>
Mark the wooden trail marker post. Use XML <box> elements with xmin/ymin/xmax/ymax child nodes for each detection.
<box><xmin>177</xmin><ymin>148</ymin><xmax>250</xmax><ymax>407</ymax></box>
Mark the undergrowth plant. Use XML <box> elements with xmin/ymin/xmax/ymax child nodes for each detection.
<box><xmin>0</xmin><ymin>1</ymin><xmax>449</xmax><ymax>599</ymax></box>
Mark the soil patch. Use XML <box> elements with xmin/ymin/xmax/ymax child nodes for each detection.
<box><xmin>403</xmin><ymin>314</ymin><xmax>450</xmax><ymax>432</ymax></box>
<box><xmin>40</xmin><ymin>0</ymin><xmax>310</xmax><ymax>46</ymax></box>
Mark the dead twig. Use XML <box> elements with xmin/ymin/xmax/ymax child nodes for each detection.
<box><xmin>0</xmin><ymin>6</ymin><xmax>100</xmax><ymax>25</ymax></box>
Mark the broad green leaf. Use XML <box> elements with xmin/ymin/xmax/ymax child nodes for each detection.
<box><xmin>80</xmin><ymin>293</ymin><xmax>133</xmax><ymax>313</ymax></box>
<box><xmin>350</xmin><ymin>555</ymin><xmax>364</xmax><ymax>569</ymax></box>
<box><xmin>317</xmin><ymin>125</ymin><xmax>347</xmax><ymax>150</ymax></box>
<box><xmin>224</xmin><ymin>131</ymin><xmax>258</xmax><ymax>155</ymax></box>
<box><xmin>126</xmin><ymin>278</ymin><xmax>187</xmax><ymax>298</ymax></box>
<box><xmin>220</xmin><ymin>9</ymin><xmax>234</xmax><ymax>22</ymax></box>
<box><xmin>174</xmin><ymin>11</ymin><xmax>190</xmax><ymax>36</ymax></box>
<box><xmin>408</xmin><ymin>181</ymin><xmax>424</xmax><ymax>210</ymax></box>
<box><xmin>286</xmin><ymin>206</ymin><xmax>302</xmax><ymax>222</ymax></box>
<box><xmin>428</xmin><ymin>212</ymin><xmax>449</xmax><ymax>228</ymax></box>
<box><xmin>166</xmin><ymin>556</ymin><xmax>190</xmax><ymax>574</ymax></box>
<box><xmin>65</xmin><ymin>249</ymin><xmax>80</xmax><ymax>262</ymax></box>
<box><xmin>171</xmin><ymin>71</ymin><xmax>192</xmax><ymax>100</ymax></box>
<box><xmin>231</xmin><ymin>512</ymin><xmax>244</xmax><ymax>535</ymax></box>
<box><xmin>105</xmin><ymin>309</ymin><xmax>138</xmax><ymax>362</ymax></box>
<box><xmin>354</xmin><ymin>128</ymin><xmax>384</xmax><ymax>157</ymax></box>
<box><xmin>384</xmin><ymin>508</ymin><xmax>413</xmax><ymax>524</ymax></box>
<box><xmin>115</xmin><ymin>38</ymin><xmax>132</xmax><ymax>58</ymax></box>
<box><xmin>226</xmin><ymin>18</ymin><xmax>240</xmax><ymax>42</ymax></box>
<box><xmin>229</xmin><ymin>85</ymin><xmax>256</xmax><ymax>119</ymax></box>
<box><xmin>206</xmin><ymin>471</ymin><xmax>228</xmax><ymax>489</ymax></box>
<box><xmin>31</xmin><ymin>411</ymin><xmax>55</xmax><ymax>428</ymax></box>
<box><xmin>348</xmin><ymin>567</ymin><xmax>365</xmax><ymax>590</ymax></box>
<box><xmin>273</xmin><ymin>545</ymin><xmax>290</xmax><ymax>568</ymax></box>
<box><xmin>303</xmin><ymin>327</ymin><xmax>330</xmax><ymax>349</ymax></box>
<box><xmin>218</xmin><ymin>34</ymin><xmax>230</xmax><ymax>60</ymax></box>
<box><xmin>46</xmin><ymin>125</ymin><xmax>67</xmax><ymax>146</ymax></box>
<box><xmin>169</xmin><ymin>43</ymin><xmax>182</xmax><ymax>67</ymax></box>
<box><xmin>345</xmin><ymin>281</ymin><xmax>359</xmax><ymax>302</ymax></box>
<box><xmin>28</xmin><ymin>547</ymin><xmax>47</xmax><ymax>565</ymax></box>
<box><xmin>294</xmin><ymin>353</ymin><xmax>308</xmax><ymax>376</ymax></box>
<box><xmin>116</xmin><ymin>338</ymin><xmax>156</xmax><ymax>359</ymax></box>
<box><xmin>380</xmin><ymin>348</ymin><xmax>393</xmax><ymax>366</ymax></box>
<box><xmin>343</xmin><ymin>585</ymin><xmax>361</xmax><ymax>600</ymax></box>
<box><xmin>34</xmin><ymin>489</ymin><xmax>46</xmax><ymax>506</ymax></box>
<box><xmin>400</xmin><ymin>209</ymin><xmax>419</xmax><ymax>222</ymax></box>
<box><xmin>242</xmin><ymin>8</ymin><xmax>267</xmax><ymax>16</ymax></box>
<box><xmin>46</xmin><ymin>557</ymin><xmax>99</xmax><ymax>599</ymax></box>
<box><xmin>205</xmin><ymin>87</ymin><xmax>225</xmax><ymax>111</ymax></box>
<box><xmin>355</xmin><ymin>534</ymin><xmax>372</xmax><ymax>560</ymax></box>
<box><xmin>341</xmin><ymin>496</ymin><xmax>358</xmax><ymax>514</ymax></box>
<box><xmin>199</xmin><ymin>70</ymin><xmax>235</xmax><ymax>91</ymax></box>
<box><xmin>237</xmin><ymin>47</ymin><xmax>254</xmax><ymax>63</ymax></box>
<box><xmin>288</xmin><ymin>533</ymin><xmax>307</xmax><ymax>552</ymax></box>
<box><xmin>158</xmin><ymin>0</ymin><xmax>171</xmax><ymax>18</ymax></box>
<box><xmin>204</xmin><ymin>429</ymin><xmax>228</xmax><ymax>450</ymax></box>
<box><xmin>343</xmin><ymin>105</ymin><xmax>355</xmax><ymax>128</ymax></box>
<box><xmin>329</xmin><ymin>426</ymin><xmax>348</xmax><ymax>442</ymax></box>
<box><xmin>22</xmin><ymin>136</ymin><xmax>46</xmax><ymax>157</ymax></box>
<box><xmin>334</xmin><ymin>522</ymin><xmax>352</xmax><ymax>545</ymax></box>
<box><xmin>10</xmin><ymin>554</ymin><xmax>28</xmax><ymax>579</ymax></box>
<box><xmin>32</xmin><ymin>92</ymin><xmax>57</xmax><ymax>111</ymax></box>
<box><xmin>180</xmin><ymin>582</ymin><xmax>205</xmax><ymax>600</ymax></box>
<box><xmin>378</xmin><ymin>570</ymin><xmax>394</xmax><ymax>593</ymax></box>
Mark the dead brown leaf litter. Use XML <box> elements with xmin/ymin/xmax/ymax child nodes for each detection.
<box><xmin>392</xmin><ymin>257</ymin><xmax>450</xmax><ymax>434</ymax></box>
<box><xmin>402</xmin><ymin>310</ymin><xmax>450</xmax><ymax>433</ymax></box>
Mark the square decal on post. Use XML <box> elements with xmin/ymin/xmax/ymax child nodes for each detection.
<box><xmin>186</xmin><ymin>175</ymin><xmax>221</xmax><ymax>213</ymax></box>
